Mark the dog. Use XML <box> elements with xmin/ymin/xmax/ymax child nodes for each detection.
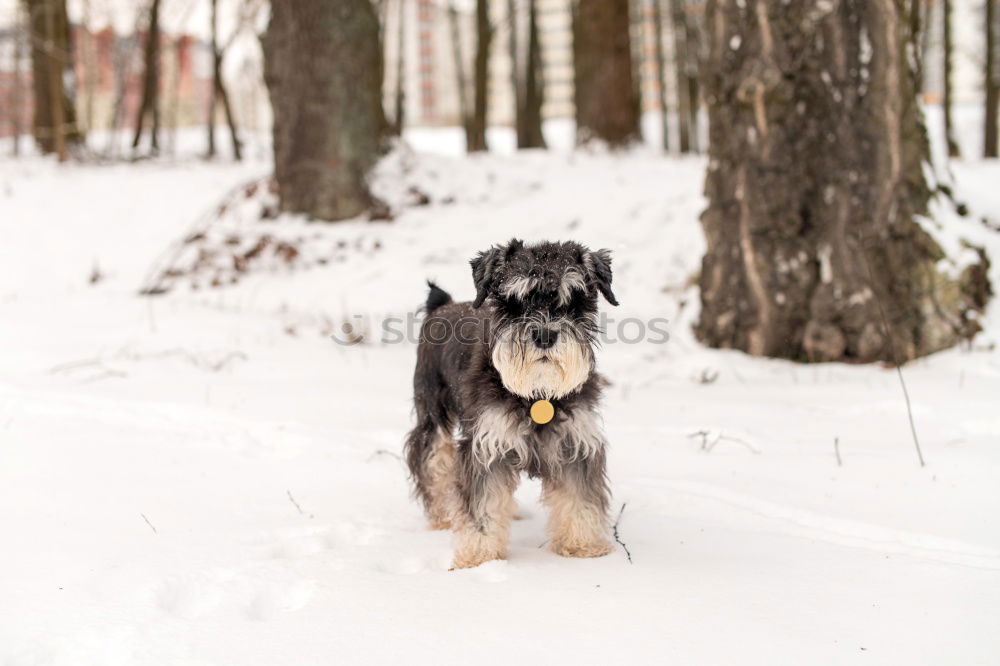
<box><xmin>404</xmin><ymin>238</ymin><xmax>618</xmax><ymax>569</ymax></box>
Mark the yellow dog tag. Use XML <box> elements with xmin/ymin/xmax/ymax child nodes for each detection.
<box><xmin>530</xmin><ymin>399</ymin><xmax>554</xmax><ymax>424</ymax></box>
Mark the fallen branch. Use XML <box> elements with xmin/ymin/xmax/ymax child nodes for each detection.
<box><xmin>141</xmin><ymin>513</ymin><xmax>158</xmax><ymax>534</ymax></box>
<box><xmin>834</xmin><ymin>436</ymin><xmax>843</xmax><ymax>467</ymax></box>
<box><xmin>612</xmin><ymin>502</ymin><xmax>632</xmax><ymax>564</ymax></box>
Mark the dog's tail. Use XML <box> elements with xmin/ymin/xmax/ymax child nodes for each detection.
<box><xmin>424</xmin><ymin>281</ymin><xmax>453</xmax><ymax>314</ymax></box>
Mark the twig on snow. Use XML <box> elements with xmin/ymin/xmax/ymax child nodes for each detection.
<box><xmin>367</xmin><ymin>448</ymin><xmax>403</xmax><ymax>462</ymax></box>
<box><xmin>834</xmin><ymin>437</ymin><xmax>843</xmax><ymax>467</ymax></box>
<box><xmin>613</xmin><ymin>502</ymin><xmax>632</xmax><ymax>564</ymax></box>
<box><xmin>286</xmin><ymin>490</ymin><xmax>313</xmax><ymax>518</ymax></box>
<box><xmin>141</xmin><ymin>513</ymin><xmax>158</xmax><ymax>534</ymax></box>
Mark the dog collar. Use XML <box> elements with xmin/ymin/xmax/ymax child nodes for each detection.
<box><xmin>530</xmin><ymin>399</ymin><xmax>555</xmax><ymax>424</ymax></box>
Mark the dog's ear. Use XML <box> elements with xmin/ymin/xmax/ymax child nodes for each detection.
<box><xmin>584</xmin><ymin>248</ymin><xmax>618</xmax><ymax>306</ymax></box>
<box><xmin>470</xmin><ymin>247</ymin><xmax>502</xmax><ymax>308</ymax></box>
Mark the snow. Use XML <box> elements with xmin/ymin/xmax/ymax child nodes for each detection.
<box><xmin>2</xmin><ymin>120</ymin><xmax>1000</xmax><ymax>665</ymax></box>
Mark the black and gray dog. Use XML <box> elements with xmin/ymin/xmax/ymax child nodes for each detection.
<box><xmin>404</xmin><ymin>238</ymin><xmax>618</xmax><ymax>569</ymax></box>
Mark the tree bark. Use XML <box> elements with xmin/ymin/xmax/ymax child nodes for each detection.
<box><xmin>262</xmin><ymin>0</ymin><xmax>385</xmax><ymax>221</ymax></box>
<box><xmin>25</xmin><ymin>0</ymin><xmax>83</xmax><ymax>156</ymax></box>
<box><xmin>469</xmin><ymin>0</ymin><xmax>492</xmax><ymax>152</ymax></box>
<box><xmin>986</xmin><ymin>0</ymin><xmax>998</xmax><ymax>158</ymax></box>
<box><xmin>652</xmin><ymin>0</ymin><xmax>670</xmax><ymax>151</ymax></box>
<box><xmin>696</xmin><ymin>0</ymin><xmax>990</xmax><ymax>364</ymax></box>
<box><xmin>573</xmin><ymin>0</ymin><xmax>640</xmax><ymax>146</ymax></box>
<box><xmin>942</xmin><ymin>0</ymin><xmax>961</xmax><ymax>157</ymax></box>
<box><xmin>132</xmin><ymin>0</ymin><xmax>162</xmax><ymax>153</ymax></box>
<box><xmin>670</xmin><ymin>0</ymin><xmax>691</xmax><ymax>152</ymax></box>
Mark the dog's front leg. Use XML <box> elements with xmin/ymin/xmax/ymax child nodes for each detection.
<box><xmin>451</xmin><ymin>453</ymin><xmax>518</xmax><ymax>570</ymax></box>
<box><xmin>542</xmin><ymin>452</ymin><xmax>613</xmax><ymax>558</ymax></box>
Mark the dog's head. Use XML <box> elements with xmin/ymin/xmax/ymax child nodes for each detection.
<box><xmin>470</xmin><ymin>239</ymin><xmax>617</xmax><ymax>399</ymax></box>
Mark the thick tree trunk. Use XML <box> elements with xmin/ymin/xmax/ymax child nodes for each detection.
<box><xmin>520</xmin><ymin>0</ymin><xmax>546</xmax><ymax>148</ymax></box>
<box><xmin>573</xmin><ymin>0</ymin><xmax>640</xmax><ymax>146</ymax></box>
<box><xmin>942</xmin><ymin>0</ymin><xmax>960</xmax><ymax>157</ymax></box>
<box><xmin>986</xmin><ymin>0</ymin><xmax>998</xmax><ymax>158</ymax></box>
<box><xmin>262</xmin><ymin>0</ymin><xmax>384</xmax><ymax>221</ymax></box>
<box><xmin>670</xmin><ymin>0</ymin><xmax>691</xmax><ymax>152</ymax></box>
<box><xmin>697</xmin><ymin>0</ymin><xmax>990</xmax><ymax>363</ymax></box>
<box><xmin>25</xmin><ymin>0</ymin><xmax>83</xmax><ymax>156</ymax></box>
<box><xmin>469</xmin><ymin>0</ymin><xmax>491</xmax><ymax>152</ymax></box>
<box><xmin>652</xmin><ymin>0</ymin><xmax>670</xmax><ymax>151</ymax></box>
<box><xmin>132</xmin><ymin>0</ymin><xmax>162</xmax><ymax>153</ymax></box>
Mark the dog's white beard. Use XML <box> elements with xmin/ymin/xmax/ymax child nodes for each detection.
<box><xmin>491</xmin><ymin>329</ymin><xmax>592</xmax><ymax>399</ymax></box>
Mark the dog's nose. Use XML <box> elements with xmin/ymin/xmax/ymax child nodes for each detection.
<box><xmin>532</xmin><ymin>327</ymin><xmax>558</xmax><ymax>350</ymax></box>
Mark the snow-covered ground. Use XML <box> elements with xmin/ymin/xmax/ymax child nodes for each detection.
<box><xmin>2</xmin><ymin>119</ymin><xmax>1000</xmax><ymax>665</ymax></box>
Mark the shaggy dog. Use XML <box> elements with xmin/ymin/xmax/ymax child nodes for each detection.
<box><xmin>404</xmin><ymin>239</ymin><xmax>618</xmax><ymax>569</ymax></box>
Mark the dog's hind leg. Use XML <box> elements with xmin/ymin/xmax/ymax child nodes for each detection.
<box><xmin>450</xmin><ymin>453</ymin><xmax>518</xmax><ymax>569</ymax></box>
<box><xmin>405</xmin><ymin>423</ymin><xmax>459</xmax><ymax>529</ymax></box>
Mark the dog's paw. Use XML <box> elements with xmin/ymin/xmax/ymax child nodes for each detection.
<box><xmin>428</xmin><ymin>518</ymin><xmax>452</xmax><ymax>531</ymax></box>
<box><xmin>449</xmin><ymin>550</ymin><xmax>505</xmax><ymax>570</ymax></box>
<box><xmin>551</xmin><ymin>538</ymin><xmax>614</xmax><ymax>559</ymax></box>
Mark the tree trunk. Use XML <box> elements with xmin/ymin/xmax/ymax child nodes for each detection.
<box><xmin>132</xmin><ymin>0</ymin><xmax>162</xmax><ymax>153</ymax></box>
<box><xmin>685</xmin><ymin>8</ymin><xmax>701</xmax><ymax>153</ymax></box>
<box><xmin>942</xmin><ymin>0</ymin><xmax>960</xmax><ymax>157</ymax></box>
<box><xmin>986</xmin><ymin>0</ymin><xmax>998</xmax><ymax>158</ymax></box>
<box><xmin>508</xmin><ymin>0</ymin><xmax>526</xmax><ymax>143</ymax></box>
<box><xmin>207</xmin><ymin>0</ymin><xmax>218</xmax><ymax>158</ymax></box>
<box><xmin>670</xmin><ymin>0</ymin><xmax>691</xmax><ymax>152</ymax></box>
<box><xmin>206</xmin><ymin>0</ymin><xmax>243</xmax><ymax>161</ymax></box>
<box><xmin>10</xmin><ymin>3</ymin><xmax>25</xmax><ymax>156</ymax></box>
<box><xmin>25</xmin><ymin>0</ymin><xmax>83</xmax><ymax>156</ymax></box>
<box><xmin>652</xmin><ymin>0</ymin><xmax>670</xmax><ymax>151</ymax></box>
<box><xmin>469</xmin><ymin>0</ymin><xmax>491</xmax><ymax>152</ymax></box>
<box><xmin>572</xmin><ymin>0</ymin><xmax>639</xmax><ymax>146</ymax></box>
<box><xmin>696</xmin><ymin>0</ymin><xmax>990</xmax><ymax>364</ymax></box>
<box><xmin>393</xmin><ymin>0</ymin><xmax>406</xmax><ymax>136</ymax></box>
<box><xmin>520</xmin><ymin>0</ymin><xmax>546</xmax><ymax>148</ymax></box>
<box><xmin>261</xmin><ymin>0</ymin><xmax>384</xmax><ymax>221</ymax></box>
<box><xmin>447</xmin><ymin>2</ymin><xmax>473</xmax><ymax>150</ymax></box>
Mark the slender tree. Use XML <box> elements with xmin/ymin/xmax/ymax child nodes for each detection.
<box><xmin>520</xmin><ymin>0</ymin><xmax>546</xmax><ymax>148</ymax></box>
<box><xmin>447</xmin><ymin>1</ymin><xmax>473</xmax><ymax>149</ymax></box>
<box><xmin>24</xmin><ymin>0</ymin><xmax>83</xmax><ymax>157</ymax></box>
<box><xmin>986</xmin><ymin>0</ymin><xmax>998</xmax><ymax>158</ymax></box>
<box><xmin>652</xmin><ymin>0</ymin><xmax>670</xmax><ymax>151</ymax></box>
<box><xmin>670</xmin><ymin>0</ymin><xmax>691</xmax><ymax>152</ymax></box>
<box><xmin>507</xmin><ymin>0</ymin><xmax>525</xmax><ymax>141</ymax></box>
<box><xmin>469</xmin><ymin>0</ymin><xmax>492</xmax><ymax>152</ymax></box>
<box><xmin>132</xmin><ymin>0</ymin><xmax>162</xmax><ymax>153</ymax></box>
<box><xmin>393</xmin><ymin>0</ymin><xmax>406</xmax><ymax>136</ymax></box>
<box><xmin>942</xmin><ymin>0</ymin><xmax>961</xmax><ymax>157</ymax></box>
<box><xmin>262</xmin><ymin>0</ymin><xmax>385</xmax><ymax>221</ymax></box>
<box><xmin>206</xmin><ymin>0</ymin><xmax>243</xmax><ymax>160</ymax></box>
<box><xmin>573</xmin><ymin>0</ymin><xmax>639</xmax><ymax>146</ymax></box>
<box><xmin>10</xmin><ymin>3</ymin><xmax>25</xmax><ymax>156</ymax></box>
<box><xmin>697</xmin><ymin>0</ymin><xmax>990</xmax><ymax>363</ymax></box>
